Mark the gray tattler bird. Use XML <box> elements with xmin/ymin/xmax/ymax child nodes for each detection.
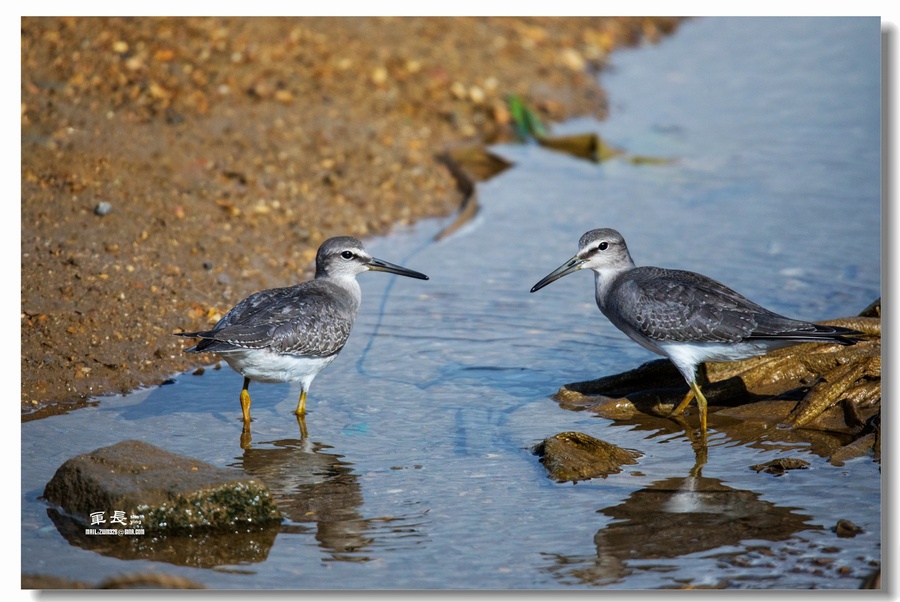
<box><xmin>176</xmin><ymin>236</ymin><xmax>428</xmax><ymax>423</ymax></box>
<box><xmin>530</xmin><ymin>228</ymin><xmax>861</xmax><ymax>433</ymax></box>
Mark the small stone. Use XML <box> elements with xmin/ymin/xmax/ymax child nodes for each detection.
<box><xmin>274</xmin><ymin>89</ymin><xmax>294</xmax><ymax>103</ymax></box>
<box><xmin>94</xmin><ymin>201</ymin><xmax>112</xmax><ymax>216</ymax></box>
<box><xmin>834</xmin><ymin>518</ymin><xmax>864</xmax><ymax>538</ymax></box>
<box><xmin>750</xmin><ymin>457</ymin><xmax>810</xmax><ymax>476</ymax></box>
<box><xmin>371</xmin><ymin>66</ymin><xmax>389</xmax><ymax>86</ymax></box>
<box><xmin>124</xmin><ymin>56</ymin><xmax>144</xmax><ymax>71</ymax></box>
<box><xmin>534</xmin><ymin>431</ymin><xmax>641</xmax><ymax>483</ymax></box>
<box><xmin>450</xmin><ymin>81</ymin><xmax>467</xmax><ymax>100</ymax></box>
<box><xmin>559</xmin><ymin>47</ymin><xmax>586</xmax><ymax>71</ymax></box>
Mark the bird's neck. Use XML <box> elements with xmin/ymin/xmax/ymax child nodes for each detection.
<box><xmin>318</xmin><ymin>274</ymin><xmax>362</xmax><ymax>313</ymax></box>
<box><xmin>593</xmin><ymin>267</ymin><xmax>629</xmax><ymax>309</ymax></box>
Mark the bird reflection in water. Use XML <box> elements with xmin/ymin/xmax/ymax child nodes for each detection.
<box><xmin>542</xmin><ymin>470</ymin><xmax>814</xmax><ymax>587</ymax></box>
<box><xmin>236</xmin><ymin>417</ymin><xmax>429</xmax><ymax>563</ymax></box>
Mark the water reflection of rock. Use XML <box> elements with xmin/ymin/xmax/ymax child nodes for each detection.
<box><xmin>545</xmin><ymin>475</ymin><xmax>814</xmax><ymax>587</ymax></box>
<box><xmin>236</xmin><ymin>436</ymin><xmax>373</xmax><ymax>561</ymax></box>
<box><xmin>46</xmin><ymin>507</ymin><xmax>278</xmax><ymax>569</ymax></box>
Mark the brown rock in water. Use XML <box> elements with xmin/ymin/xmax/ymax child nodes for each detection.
<box><xmin>534</xmin><ymin>431</ymin><xmax>641</xmax><ymax>483</ymax></box>
<box><xmin>834</xmin><ymin>518</ymin><xmax>865</xmax><ymax>538</ymax></box>
<box><xmin>43</xmin><ymin>440</ymin><xmax>281</xmax><ymax>532</ymax></box>
<box><xmin>749</xmin><ymin>457</ymin><xmax>810</xmax><ymax>476</ymax></box>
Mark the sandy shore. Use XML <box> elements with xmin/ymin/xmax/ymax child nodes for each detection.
<box><xmin>21</xmin><ymin>17</ymin><xmax>682</xmax><ymax>418</ymax></box>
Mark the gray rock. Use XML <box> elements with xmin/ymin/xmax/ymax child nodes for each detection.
<box><xmin>43</xmin><ymin>440</ymin><xmax>281</xmax><ymax>532</ymax></box>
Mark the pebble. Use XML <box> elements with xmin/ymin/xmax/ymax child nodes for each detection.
<box><xmin>93</xmin><ymin>201</ymin><xmax>112</xmax><ymax>216</ymax></box>
<box><xmin>834</xmin><ymin>519</ymin><xmax>865</xmax><ymax>538</ymax></box>
<box><xmin>371</xmin><ymin>66</ymin><xmax>389</xmax><ymax>85</ymax></box>
<box><xmin>450</xmin><ymin>81</ymin><xmax>467</xmax><ymax>100</ymax></box>
<box><xmin>559</xmin><ymin>47</ymin><xmax>586</xmax><ymax>71</ymax></box>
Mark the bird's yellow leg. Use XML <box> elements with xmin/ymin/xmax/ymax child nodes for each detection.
<box><xmin>240</xmin><ymin>377</ymin><xmax>252</xmax><ymax>424</ymax></box>
<box><xmin>670</xmin><ymin>387</ymin><xmax>696</xmax><ymax>417</ymax></box>
<box><xmin>690</xmin><ymin>380</ymin><xmax>709</xmax><ymax>434</ymax></box>
<box><xmin>669</xmin><ymin>381</ymin><xmax>709</xmax><ymax>433</ymax></box>
<box><xmin>295</xmin><ymin>390</ymin><xmax>307</xmax><ymax>416</ymax></box>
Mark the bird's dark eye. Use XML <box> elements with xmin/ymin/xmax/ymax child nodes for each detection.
<box><xmin>598</xmin><ymin>242</ymin><xmax>609</xmax><ymax>251</ymax></box>
<box><xmin>341</xmin><ymin>251</ymin><xmax>354</xmax><ymax>259</ymax></box>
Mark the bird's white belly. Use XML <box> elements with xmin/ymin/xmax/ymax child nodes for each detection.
<box><xmin>218</xmin><ymin>348</ymin><xmax>338</xmax><ymax>386</ymax></box>
<box><xmin>658</xmin><ymin>340</ymin><xmax>790</xmax><ymax>380</ymax></box>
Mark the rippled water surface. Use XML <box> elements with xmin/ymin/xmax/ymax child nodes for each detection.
<box><xmin>22</xmin><ymin>17</ymin><xmax>881</xmax><ymax>589</ymax></box>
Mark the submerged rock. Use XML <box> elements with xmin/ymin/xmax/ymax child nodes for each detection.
<box><xmin>42</xmin><ymin>440</ymin><xmax>281</xmax><ymax>532</ymax></box>
<box><xmin>534</xmin><ymin>431</ymin><xmax>641</xmax><ymax>483</ymax></box>
<box><xmin>750</xmin><ymin>457</ymin><xmax>810</xmax><ymax>475</ymax></box>
<box><xmin>834</xmin><ymin>518</ymin><xmax>865</xmax><ymax>538</ymax></box>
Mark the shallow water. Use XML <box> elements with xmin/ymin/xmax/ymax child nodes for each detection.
<box><xmin>21</xmin><ymin>17</ymin><xmax>881</xmax><ymax>589</ymax></box>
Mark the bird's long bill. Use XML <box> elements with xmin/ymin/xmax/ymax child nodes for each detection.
<box><xmin>367</xmin><ymin>257</ymin><xmax>429</xmax><ymax>280</ymax></box>
<box><xmin>530</xmin><ymin>255</ymin><xmax>584</xmax><ymax>292</ymax></box>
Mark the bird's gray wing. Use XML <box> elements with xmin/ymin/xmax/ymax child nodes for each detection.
<box><xmin>210</xmin><ymin>285</ymin><xmax>298</xmax><ymax>330</ymax></box>
<box><xmin>182</xmin><ymin>281</ymin><xmax>355</xmax><ymax>357</ymax></box>
<box><xmin>607</xmin><ymin>267</ymin><xmax>805</xmax><ymax>343</ymax></box>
